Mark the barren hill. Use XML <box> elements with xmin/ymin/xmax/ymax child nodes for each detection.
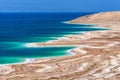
<box><xmin>69</xmin><ymin>11</ymin><xmax>120</xmax><ymax>24</ymax></box>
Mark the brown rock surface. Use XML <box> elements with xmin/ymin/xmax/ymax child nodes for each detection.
<box><xmin>69</xmin><ymin>11</ymin><xmax>120</xmax><ymax>24</ymax></box>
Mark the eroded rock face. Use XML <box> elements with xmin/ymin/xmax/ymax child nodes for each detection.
<box><xmin>0</xmin><ymin>11</ymin><xmax>120</xmax><ymax>80</ymax></box>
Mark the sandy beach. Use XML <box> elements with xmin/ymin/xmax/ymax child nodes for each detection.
<box><xmin>0</xmin><ymin>11</ymin><xmax>120</xmax><ymax>80</ymax></box>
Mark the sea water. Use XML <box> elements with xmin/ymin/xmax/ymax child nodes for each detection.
<box><xmin>0</xmin><ymin>13</ymin><xmax>108</xmax><ymax>64</ymax></box>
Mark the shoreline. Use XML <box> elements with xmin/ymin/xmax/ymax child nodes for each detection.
<box><xmin>9</xmin><ymin>21</ymin><xmax>111</xmax><ymax>65</ymax></box>
<box><xmin>10</xmin><ymin>21</ymin><xmax>100</xmax><ymax>65</ymax></box>
<box><xmin>0</xmin><ymin>19</ymin><xmax>114</xmax><ymax>66</ymax></box>
<box><xmin>0</xmin><ymin>11</ymin><xmax>120</xmax><ymax>80</ymax></box>
<box><xmin>0</xmin><ymin>46</ymin><xmax>77</xmax><ymax>66</ymax></box>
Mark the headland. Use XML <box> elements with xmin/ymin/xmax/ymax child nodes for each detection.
<box><xmin>0</xmin><ymin>11</ymin><xmax>120</xmax><ymax>80</ymax></box>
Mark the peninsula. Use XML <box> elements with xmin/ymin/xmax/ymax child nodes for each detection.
<box><xmin>0</xmin><ymin>11</ymin><xmax>120</xmax><ymax>80</ymax></box>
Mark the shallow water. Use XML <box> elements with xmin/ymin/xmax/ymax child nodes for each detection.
<box><xmin>0</xmin><ymin>13</ymin><xmax>108</xmax><ymax>64</ymax></box>
<box><xmin>0</xmin><ymin>46</ymin><xmax>75</xmax><ymax>64</ymax></box>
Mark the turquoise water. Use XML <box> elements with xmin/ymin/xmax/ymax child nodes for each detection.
<box><xmin>0</xmin><ymin>13</ymin><xmax>109</xmax><ymax>64</ymax></box>
<box><xmin>0</xmin><ymin>46</ymin><xmax>75</xmax><ymax>64</ymax></box>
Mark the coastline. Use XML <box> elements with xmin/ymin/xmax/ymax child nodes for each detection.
<box><xmin>0</xmin><ymin>46</ymin><xmax>77</xmax><ymax>66</ymax></box>
<box><xmin>0</xmin><ymin>11</ymin><xmax>120</xmax><ymax>80</ymax></box>
<box><xmin>22</xmin><ymin>25</ymin><xmax>110</xmax><ymax>64</ymax></box>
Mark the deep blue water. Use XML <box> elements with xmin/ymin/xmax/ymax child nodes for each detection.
<box><xmin>0</xmin><ymin>13</ymin><xmax>108</xmax><ymax>64</ymax></box>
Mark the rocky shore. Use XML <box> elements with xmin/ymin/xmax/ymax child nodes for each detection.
<box><xmin>0</xmin><ymin>11</ymin><xmax>120</xmax><ymax>80</ymax></box>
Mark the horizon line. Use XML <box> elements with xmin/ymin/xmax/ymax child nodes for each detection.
<box><xmin>0</xmin><ymin>11</ymin><xmax>99</xmax><ymax>13</ymax></box>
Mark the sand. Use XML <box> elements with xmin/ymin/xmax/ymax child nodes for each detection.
<box><xmin>0</xmin><ymin>11</ymin><xmax>120</xmax><ymax>80</ymax></box>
